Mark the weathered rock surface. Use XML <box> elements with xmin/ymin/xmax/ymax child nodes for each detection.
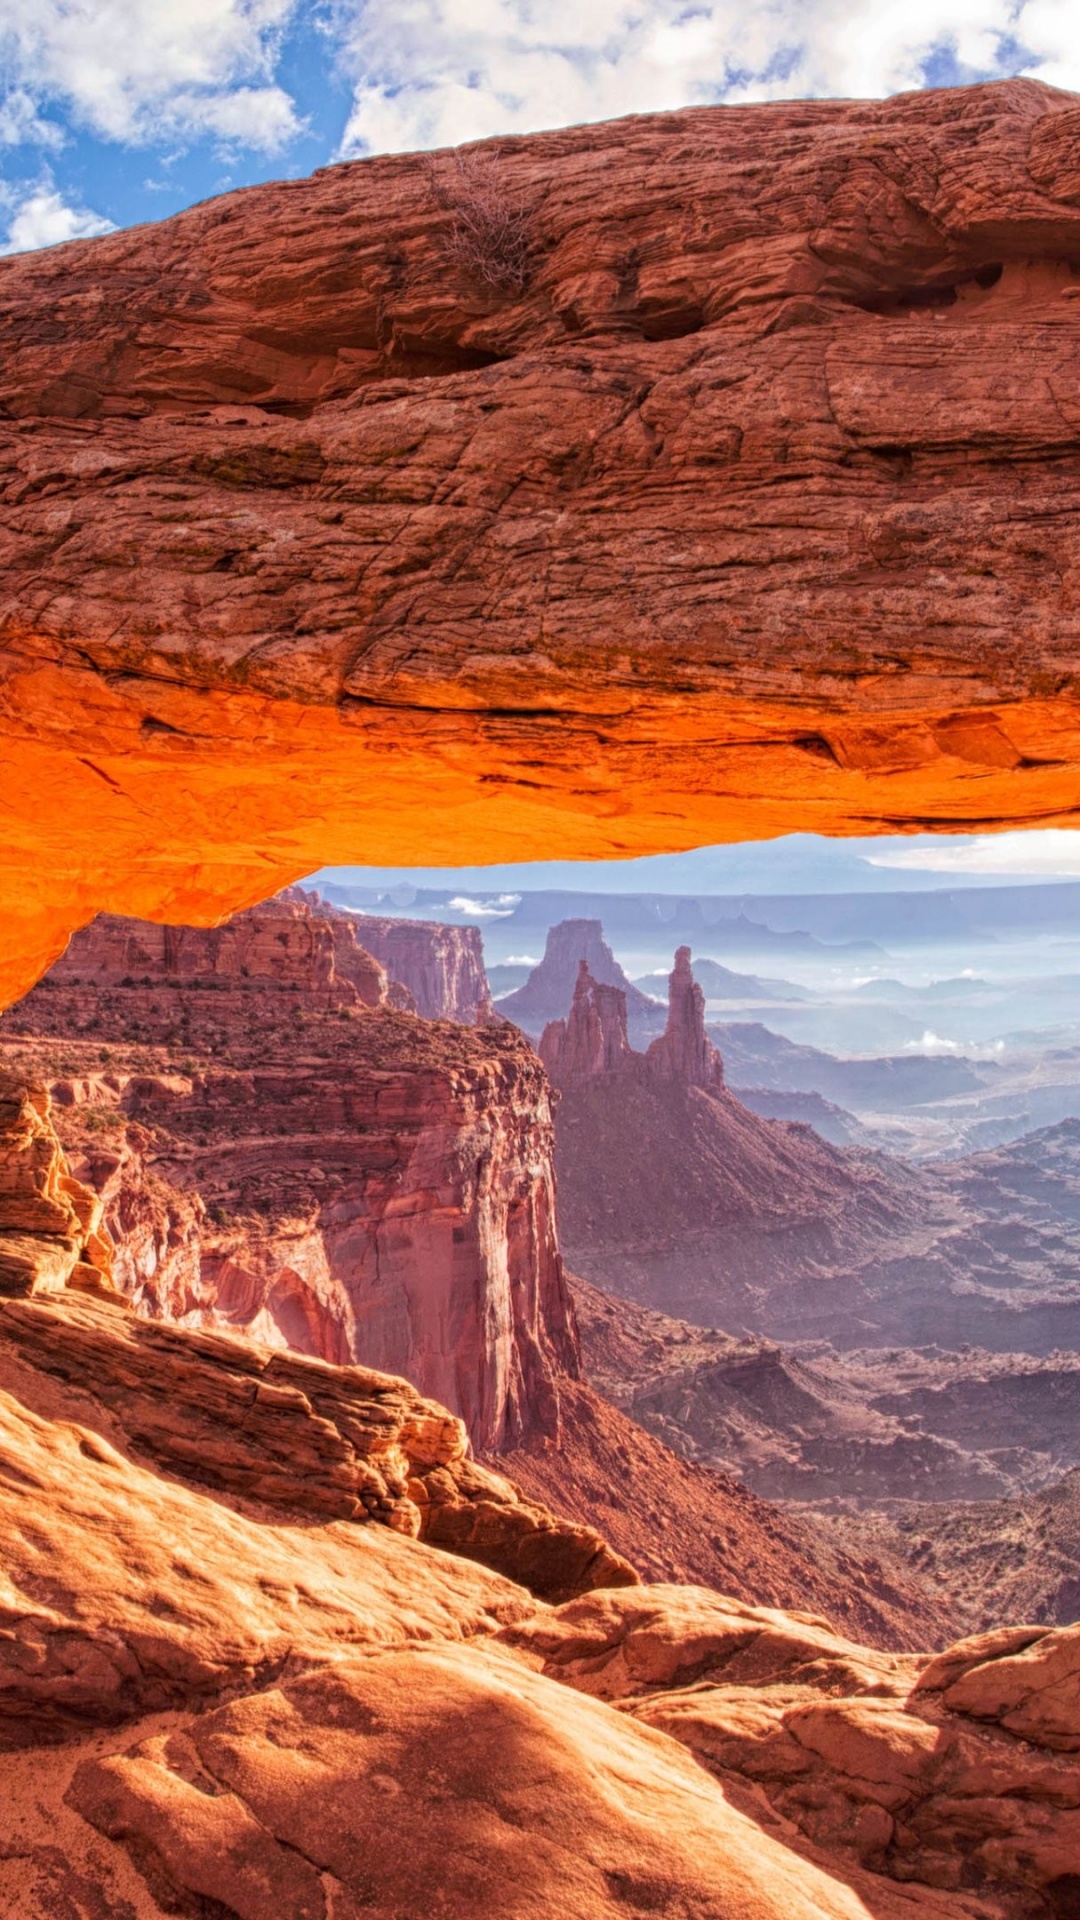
<box><xmin>498</xmin><ymin>919</ymin><xmax>661</xmax><ymax>1040</ymax></box>
<box><xmin>0</xmin><ymin>1287</ymin><xmax>635</xmax><ymax>1612</ymax></box>
<box><xmin>11</xmin><ymin>84</ymin><xmax>1080</xmax><ymax>998</ymax></box>
<box><xmin>2</xmin><ymin>902</ymin><xmax>577</xmax><ymax>1450</ymax></box>
<box><xmin>0</xmin><ymin>1071</ymin><xmax>114</xmax><ymax>1298</ymax></box>
<box><xmin>52</xmin><ymin>1644</ymin><xmax>927</xmax><ymax>1920</ymax></box>
<box><xmin>332</xmin><ymin>903</ymin><xmax>493</xmax><ymax>1022</ymax></box>
<box><xmin>50</xmin><ymin>891</ymin><xmax>389</xmax><ymax>1008</ymax></box>
<box><xmin>507</xmin><ymin>1585</ymin><xmax>1080</xmax><ymax>1916</ymax></box>
<box><xmin>540</xmin><ymin>948</ymin><xmax>929</xmax><ymax>1326</ymax></box>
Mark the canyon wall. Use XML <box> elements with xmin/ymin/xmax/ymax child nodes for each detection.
<box><xmin>6</xmin><ymin>85</ymin><xmax>1080</xmax><ymax>997</ymax></box>
<box><xmin>3</xmin><ymin>895</ymin><xmax>578</xmax><ymax>1451</ymax></box>
<box><xmin>321</xmin><ymin>903</ymin><xmax>493</xmax><ymax>1023</ymax></box>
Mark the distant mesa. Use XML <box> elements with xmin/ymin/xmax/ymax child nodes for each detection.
<box><xmin>634</xmin><ymin>955</ymin><xmax>811</xmax><ymax>1004</ymax></box>
<box><xmin>495</xmin><ymin>919</ymin><xmax>665</xmax><ymax>1042</ymax></box>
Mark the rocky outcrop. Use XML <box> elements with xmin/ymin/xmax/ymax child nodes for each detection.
<box><xmin>535</xmin><ymin>959</ymin><xmax>635</xmax><ymax>1081</ymax></box>
<box><xmin>330</xmin><ymin>905</ymin><xmax>493</xmax><ymax>1023</ymax></box>
<box><xmin>498</xmin><ymin>919</ymin><xmax>661</xmax><ymax>1040</ymax></box>
<box><xmin>0</xmin><ymin>1288</ymin><xmax>634</xmax><ymax>1610</ymax></box>
<box><xmin>505</xmin><ymin>1586</ymin><xmax>1080</xmax><ymax>1916</ymax></box>
<box><xmin>0</xmin><ymin>1072</ymin><xmax>113</xmax><ymax>1298</ymax></box>
<box><xmin>0</xmin><ymin>1302</ymin><xmax>1039</xmax><ymax>1920</ymax></box>
<box><xmin>2</xmin><ymin>908</ymin><xmax>578</xmax><ymax>1452</ymax></box>
<box><xmin>539</xmin><ymin>950</ymin><xmax>721</xmax><ymax>1094</ymax></box>
<box><xmin>9</xmin><ymin>85</ymin><xmax>1080</xmax><ymax>1002</ymax></box>
<box><xmin>51</xmin><ymin>891</ymin><xmax>389</xmax><ymax>1007</ymax></box>
<box><xmin>540</xmin><ymin>949</ymin><xmax>924</xmax><ymax>1328</ymax></box>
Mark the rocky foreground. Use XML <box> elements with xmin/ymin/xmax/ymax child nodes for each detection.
<box><xmin>0</xmin><ymin>947</ymin><xmax>1077</xmax><ymax>1910</ymax></box>
<box><xmin>3</xmin><ymin>1263</ymin><xmax>1080</xmax><ymax>1916</ymax></box>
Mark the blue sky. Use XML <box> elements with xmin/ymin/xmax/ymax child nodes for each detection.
<box><xmin>1</xmin><ymin>0</ymin><xmax>1078</xmax><ymax>253</ymax></box>
<box><xmin>312</xmin><ymin>830</ymin><xmax>1080</xmax><ymax>897</ymax></box>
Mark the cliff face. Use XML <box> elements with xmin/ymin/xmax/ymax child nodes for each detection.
<box><xmin>327</xmin><ymin>906</ymin><xmax>493</xmax><ymax>1023</ymax></box>
<box><xmin>8</xmin><ymin>85</ymin><xmax>1080</xmax><ymax>1001</ymax></box>
<box><xmin>51</xmin><ymin>891</ymin><xmax>388</xmax><ymax>1006</ymax></box>
<box><xmin>2</xmin><ymin>899</ymin><xmax>578</xmax><ymax>1451</ymax></box>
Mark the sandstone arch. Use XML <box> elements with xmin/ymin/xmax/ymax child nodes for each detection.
<box><xmin>5</xmin><ymin>78</ymin><xmax>1080</xmax><ymax>1000</ymax></box>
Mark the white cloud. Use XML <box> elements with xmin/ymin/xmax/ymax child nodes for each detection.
<box><xmin>0</xmin><ymin>87</ymin><xmax>64</xmax><ymax>148</ymax></box>
<box><xmin>0</xmin><ymin>0</ymin><xmax>302</xmax><ymax>152</ymax></box>
<box><xmin>869</xmin><ymin>830</ymin><xmax>1080</xmax><ymax>877</ymax></box>
<box><xmin>326</xmin><ymin>0</ymin><xmax>1080</xmax><ymax>159</ymax></box>
<box><xmin>1</xmin><ymin>183</ymin><xmax>114</xmax><ymax>254</ymax></box>
<box><xmin>447</xmin><ymin>893</ymin><xmax>522</xmax><ymax>917</ymax></box>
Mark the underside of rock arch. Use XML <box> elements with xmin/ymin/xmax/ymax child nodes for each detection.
<box><xmin>5</xmin><ymin>76</ymin><xmax>1080</xmax><ymax>999</ymax></box>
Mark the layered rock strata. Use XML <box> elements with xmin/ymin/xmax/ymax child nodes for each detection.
<box><xmin>0</xmin><ymin>1288</ymin><xmax>634</xmax><ymax>1611</ymax></box>
<box><xmin>9</xmin><ymin>84</ymin><xmax>1080</xmax><ymax>997</ymax></box>
<box><xmin>329</xmin><ymin>904</ymin><xmax>493</xmax><ymax>1023</ymax></box>
<box><xmin>3</xmin><ymin>1367</ymin><xmax>1078</xmax><ymax>1920</ymax></box>
<box><xmin>2</xmin><ymin>903</ymin><xmax>578</xmax><ymax>1451</ymax></box>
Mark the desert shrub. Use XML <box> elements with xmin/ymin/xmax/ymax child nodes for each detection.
<box><xmin>429</xmin><ymin>151</ymin><xmax>535</xmax><ymax>293</ymax></box>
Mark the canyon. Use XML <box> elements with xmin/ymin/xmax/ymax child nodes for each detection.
<box><xmin>1</xmin><ymin>891</ymin><xmax>575</xmax><ymax>1453</ymax></box>
<box><xmin>0</xmin><ymin>894</ymin><xmax>957</xmax><ymax>1650</ymax></box>
<box><xmin>4</xmin><ymin>73</ymin><xmax>1080</xmax><ymax>1920</ymax></box>
<box><xmin>1</xmin><ymin>1074</ymin><xmax>1080</xmax><ymax>1919</ymax></box>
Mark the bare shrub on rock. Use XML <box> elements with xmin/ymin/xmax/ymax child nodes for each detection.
<box><xmin>429</xmin><ymin>151</ymin><xmax>536</xmax><ymax>294</ymax></box>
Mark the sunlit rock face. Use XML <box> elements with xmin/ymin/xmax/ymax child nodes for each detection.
<box><xmin>7</xmin><ymin>82</ymin><xmax>1080</xmax><ymax>999</ymax></box>
<box><xmin>2</xmin><ymin>896</ymin><xmax>578</xmax><ymax>1451</ymax></box>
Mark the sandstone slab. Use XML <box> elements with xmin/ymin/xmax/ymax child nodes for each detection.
<box><xmin>7</xmin><ymin>85</ymin><xmax>1080</xmax><ymax>997</ymax></box>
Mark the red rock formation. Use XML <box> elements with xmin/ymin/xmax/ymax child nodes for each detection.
<box><xmin>0</xmin><ymin>1072</ymin><xmax>114</xmax><ymax>1297</ymax></box>
<box><xmin>645</xmin><ymin>945</ymin><xmax>724</xmax><ymax>1090</ymax></box>
<box><xmin>2</xmin><ymin>903</ymin><xmax>578</xmax><ymax>1452</ymax></box>
<box><xmin>501</xmin><ymin>919</ymin><xmax>661</xmax><ymax>1039</ymax></box>
<box><xmin>540</xmin><ymin>949</ymin><xmax>931</xmax><ymax>1327</ymax></box>
<box><xmin>8</xmin><ymin>85</ymin><xmax>1080</xmax><ymax>1001</ymax></box>
<box><xmin>2</xmin><ymin>1308</ymin><xmax>1075</xmax><ymax>1920</ymax></box>
<box><xmin>537</xmin><ymin>959</ymin><xmax>635</xmax><ymax>1081</ymax></box>
<box><xmin>52</xmin><ymin>891</ymin><xmax>388</xmax><ymax>1008</ymax></box>
<box><xmin>328</xmin><ymin>904</ymin><xmax>493</xmax><ymax>1023</ymax></box>
<box><xmin>540</xmin><ymin>944</ymin><xmax>724</xmax><ymax>1092</ymax></box>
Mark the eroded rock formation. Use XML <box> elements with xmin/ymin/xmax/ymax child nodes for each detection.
<box><xmin>1</xmin><ymin>900</ymin><xmax>577</xmax><ymax>1451</ymax></box>
<box><xmin>330</xmin><ymin>904</ymin><xmax>493</xmax><ymax>1022</ymax></box>
<box><xmin>539</xmin><ymin>948</ymin><xmax>924</xmax><ymax>1327</ymax></box>
<box><xmin>10</xmin><ymin>84</ymin><xmax>1080</xmax><ymax>996</ymax></box>
<box><xmin>498</xmin><ymin>920</ymin><xmax>661</xmax><ymax>1040</ymax></box>
<box><xmin>0</xmin><ymin>1072</ymin><xmax>113</xmax><ymax>1298</ymax></box>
